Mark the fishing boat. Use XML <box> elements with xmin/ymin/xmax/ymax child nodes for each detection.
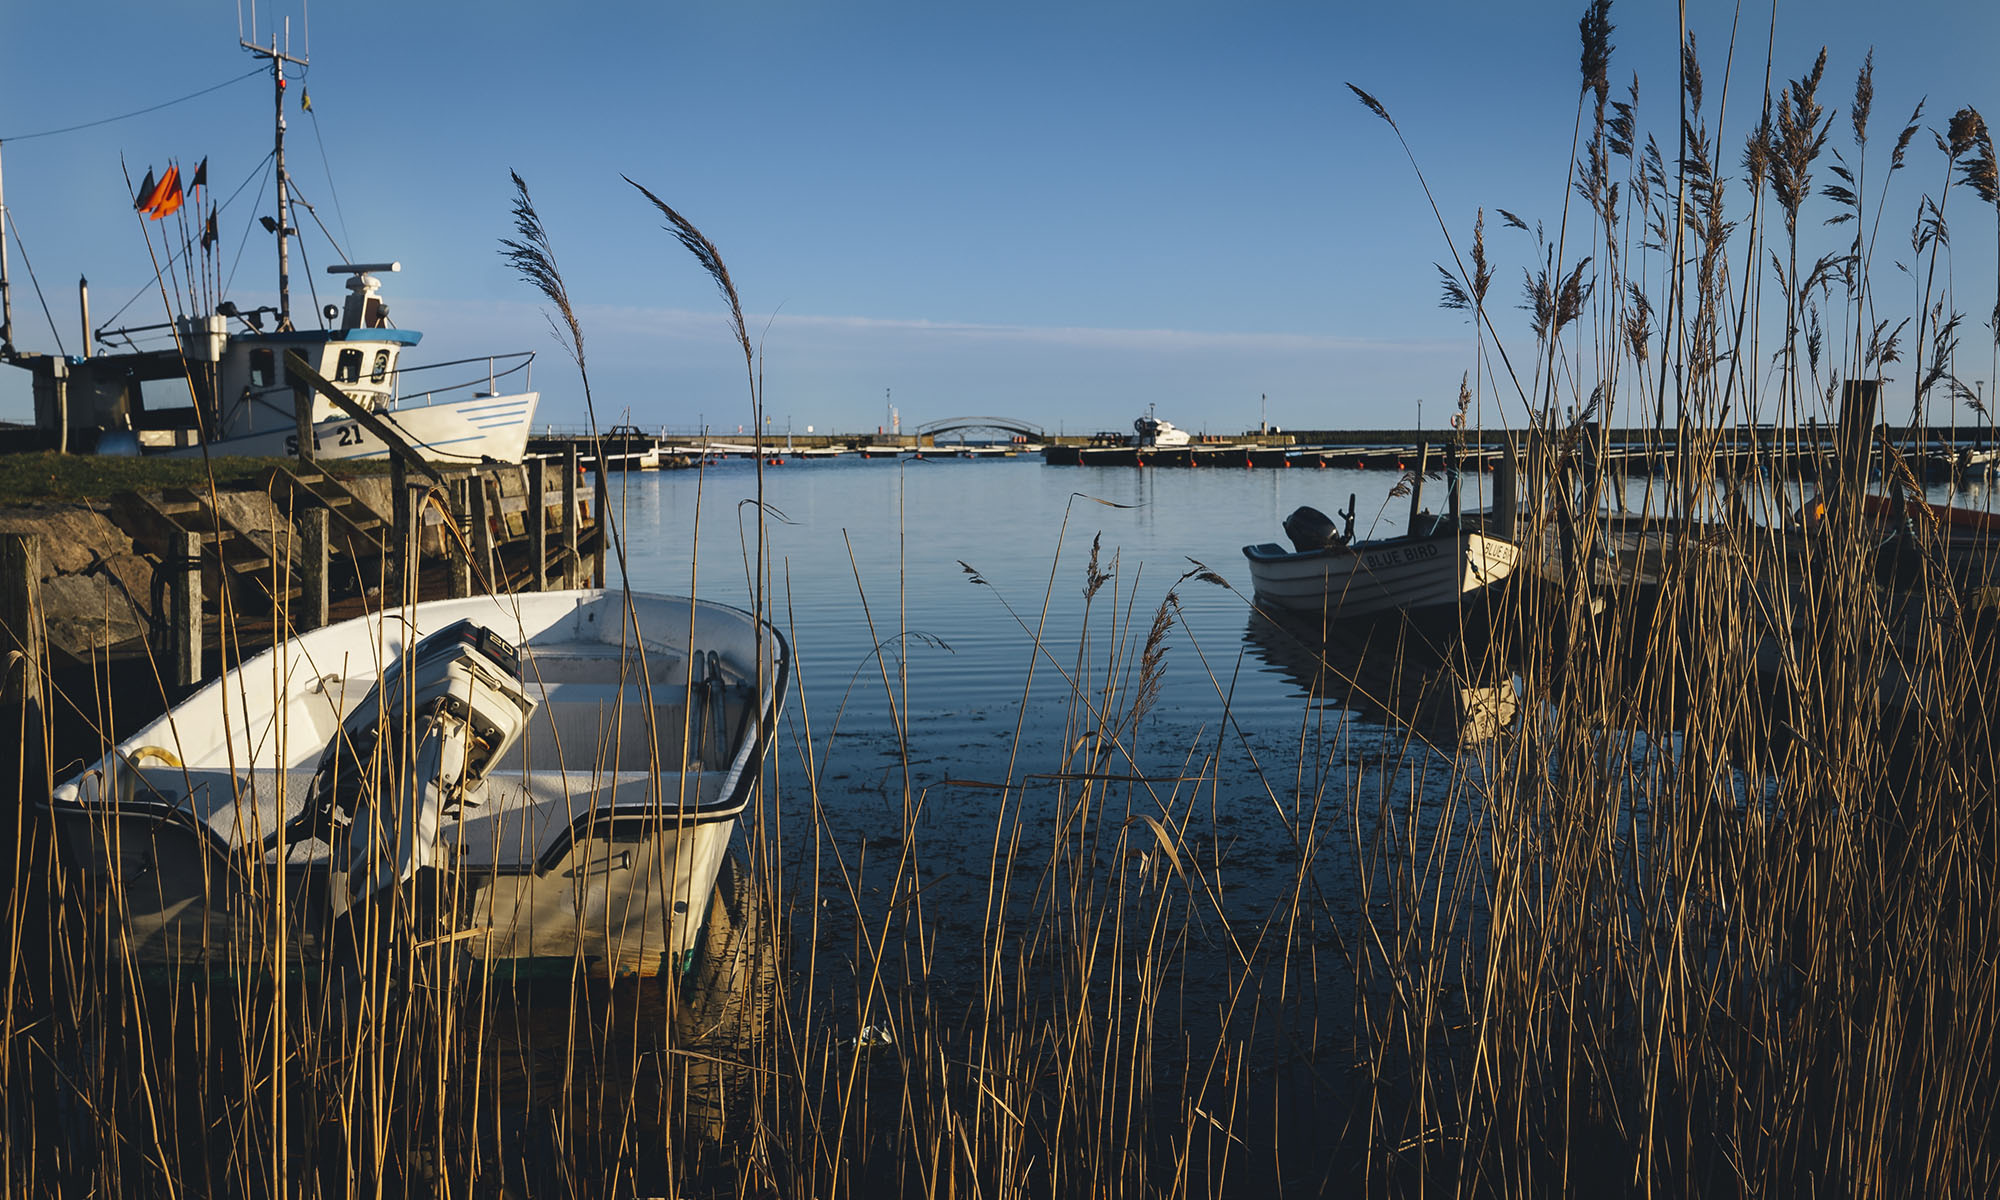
<box><xmin>0</xmin><ymin>35</ymin><xmax>538</xmax><ymax>464</ymax></box>
<box><xmin>47</xmin><ymin>588</ymin><xmax>788</xmax><ymax>976</ymax></box>
<box><xmin>1242</xmin><ymin>505</ymin><xmax>1521</xmax><ymax>619</ymax></box>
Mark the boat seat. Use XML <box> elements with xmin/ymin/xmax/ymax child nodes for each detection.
<box><xmin>516</xmin><ymin>645</ymin><xmax>686</xmax><ymax>685</ymax></box>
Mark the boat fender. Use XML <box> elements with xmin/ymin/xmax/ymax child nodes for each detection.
<box><xmin>111</xmin><ymin>745</ymin><xmax>184</xmax><ymax>804</ymax></box>
<box><xmin>127</xmin><ymin>745</ymin><xmax>184</xmax><ymax>769</ymax></box>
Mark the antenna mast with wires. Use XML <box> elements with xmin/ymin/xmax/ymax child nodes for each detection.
<box><xmin>242</xmin><ymin>16</ymin><xmax>306</xmax><ymax>330</ymax></box>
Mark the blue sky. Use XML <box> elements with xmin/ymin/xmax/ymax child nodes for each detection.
<box><xmin>4</xmin><ymin>1</ymin><xmax>2000</xmax><ymax>435</ymax></box>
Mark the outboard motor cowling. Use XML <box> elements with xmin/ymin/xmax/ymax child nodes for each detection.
<box><xmin>1283</xmin><ymin>505</ymin><xmax>1347</xmax><ymax>552</ymax></box>
<box><xmin>300</xmin><ymin>620</ymin><xmax>535</xmax><ymax>909</ymax></box>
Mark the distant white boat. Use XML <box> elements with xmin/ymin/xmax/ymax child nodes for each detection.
<box><xmin>49</xmin><ymin>589</ymin><xmax>788</xmax><ymax>977</ymax></box>
<box><xmin>1134</xmin><ymin>410</ymin><xmax>1192</xmax><ymax>448</ymax></box>
<box><xmin>1243</xmin><ymin>506</ymin><xmax>1520</xmax><ymax>618</ymax></box>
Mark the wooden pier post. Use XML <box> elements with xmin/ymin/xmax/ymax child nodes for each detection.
<box><xmin>471</xmin><ymin>471</ymin><xmax>497</xmax><ymax>594</ymax></box>
<box><xmin>529</xmin><ymin>456</ymin><xmax>549</xmax><ymax>592</ymax></box>
<box><xmin>1493</xmin><ymin>434</ymin><xmax>1518</xmax><ymax>543</ymax></box>
<box><xmin>1406</xmin><ymin>441</ymin><xmax>1429</xmax><ymax>536</ymax></box>
<box><xmin>562</xmin><ymin>446</ymin><xmax>580</xmax><ymax>589</ymax></box>
<box><xmin>299</xmin><ymin>505</ymin><xmax>329</xmax><ymax>632</ymax></box>
<box><xmin>448</xmin><ymin>476</ymin><xmax>473</xmax><ymax>600</ymax></box>
<box><xmin>169</xmin><ymin>530</ymin><xmax>201</xmax><ymax>689</ymax></box>
<box><xmin>290</xmin><ymin>357</ymin><xmax>316</xmax><ymax>464</ymax></box>
<box><xmin>2</xmin><ymin>533</ymin><xmax>45</xmax><ymax>711</ymax></box>
<box><xmin>1</xmin><ymin>532</ymin><xmax>51</xmax><ymax>1007</ymax></box>
<box><xmin>1524</xmin><ymin>427</ymin><xmax>1547</xmax><ymax>525</ymax></box>
<box><xmin>1578</xmin><ymin>420</ymin><xmax>1603</xmax><ymax>512</ymax></box>
<box><xmin>398</xmin><ymin>481</ymin><xmax>426</xmax><ymax>610</ymax></box>
<box><xmin>391</xmin><ymin>460</ymin><xmax>411</xmax><ymax>607</ymax></box>
<box><xmin>592</xmin><ymin>464</ymin><xmax>609</xmax><ymax>588</ymax></box>
<box><xmin>1445</xmin><ymin>441</ymin><xmax>1461</xmax><ymax>526</ymax></box>
<box><xmin>1836</xmin><ymin>379</ymin><xmax>1879</xmax><ymax>503</ymax></box>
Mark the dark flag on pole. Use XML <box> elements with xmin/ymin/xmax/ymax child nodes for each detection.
<box><xmin>201</xmin><ymin>209</ymin><xmax>219</xmax><ymax>251</ymax></box>
<box><xmin>190</xmin><ymin>157</ymin><xmax>207</xmax><ymax>192</ymax></box>
<box><xmin>134</xmin><ymin>168</ymin><xmax>157</xmax><ymax>211</ymax></box>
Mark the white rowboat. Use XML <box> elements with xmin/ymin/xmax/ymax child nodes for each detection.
<box><xmin>48</xmin><ymin>589</ymin><xmax>787</xmax><ymax>977</ymax></box>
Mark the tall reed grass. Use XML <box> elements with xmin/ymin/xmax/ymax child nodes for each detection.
<box><xmin>6</xmin><ymin>3</ymin><xmax>2000</xmax><ymax>1195</ymax></box>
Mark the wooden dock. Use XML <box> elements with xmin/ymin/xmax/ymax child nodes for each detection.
<box><xmin>2</xmin><ymin>457</ymin><xmax>615</xmax><ymax>771</ymax></box>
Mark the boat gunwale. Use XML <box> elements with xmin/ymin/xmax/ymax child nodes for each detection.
<box><xmin>1239</xmin><ymin>527</ymin><xmax>1519</xmax><ymax>564</ymax></box>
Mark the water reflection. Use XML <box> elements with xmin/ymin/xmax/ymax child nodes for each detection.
<box><xmin>1240</xmin><ymin>608</ymin><xmax>1518</xmax><ymax>746</ymax></box>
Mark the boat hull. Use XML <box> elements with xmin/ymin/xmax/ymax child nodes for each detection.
<box><xmin>1243</xmin><ymin>530</ymin><xmax>1521</xmax><ymax>617</ymax></box>
<box><xmin>165</xmin><ymin>389</ymin><xmax>538</xmax><ymax>464</ymax></box>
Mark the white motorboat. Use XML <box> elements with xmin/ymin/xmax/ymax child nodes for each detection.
<box><xmin>1133</xmin><ymin>409</ymin><xmax>1192</xmax><ymax>448</ymax></box>
<box><xmin>48</xmin><ymin>588</ymin><xmax>788</xmax><ymax>977</ymax></box>
<box><xmin>1042</xmin><ymin>412</ymin><xmax>1193</xmax><ymax>465</ymax></box>
<box><xmin>0</xmin><ymin>36</ymin><xmax>538</xmax><ymax>464</ymax></box>
<box><xmin>1243</xmin><ymin>506</ymin><xmax>1521</xmax><ymax>619</ymax></box>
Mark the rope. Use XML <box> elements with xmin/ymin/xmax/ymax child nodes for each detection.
<box><xmin>304</xmin><ymin>106</ymin><xmax>351</xmax><ymax>249</ymax></box>
<box><xmin>2</xmin><ymin>210</ymin><xmax>66</xmax><ymax>357</ymax></box>
<box><xmin>0</xmin><ymin>68</ymin><xmax>264</xmax><ymax>143</ymax></box>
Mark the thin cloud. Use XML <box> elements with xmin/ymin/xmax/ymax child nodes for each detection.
<box><xmin>450</xmin><ymin>297</ymin><xmax>1458</xmax><ymax>357</ymax></box>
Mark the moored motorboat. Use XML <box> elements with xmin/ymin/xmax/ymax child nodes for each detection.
<box><xmin>48</xmin><ymin>588</ymin><xmax>788</xmax><ymax>977</ymax></box>
<box><xmin>1243</xmin><ymin>505</ymin><xmax>1521</xmax><ymax>619</ymax></box>
<box><xmin>1041</xmin><ymin>410</ymin><xmax>1196</xmax><ymax>466</ymax></box>
<box><xmin>1133</xmin><ymin>410</ymin><xmax>1192</xmax><ymax>449</ymax></box>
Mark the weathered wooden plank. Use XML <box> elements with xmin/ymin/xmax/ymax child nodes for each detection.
<box><xmin>168</xmin><ymin>529</ymin><xmax>201</xmax><ymax>689</ymax></box>
<box><xmin>2</xmin><ymin>533</ymin><xmax>45</xmax><ymax>708</ymax></box>
<box><xmin>299</xmin><ymin>505</ymin><xmax>329</xmax><ymax>632</ymax></box>
<box><xmin>529</xmin><ymin>457</ymin><xmax>548</xmax><ymax>592</ymax></box>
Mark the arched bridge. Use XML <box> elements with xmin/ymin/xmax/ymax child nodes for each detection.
<box><xmin>914</xmin><ymin>415</ymin><xmax>1045</xmax><ymax>440</ymax></box>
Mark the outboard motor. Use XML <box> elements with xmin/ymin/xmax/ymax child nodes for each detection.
<box><xmin>295</xmin><ymin>620</ymin><xmax>535</xmax><ymax>910</ymax></box>
<box><xmin>1283</xmin><ymin>505</ymin><xmax>1348</xmax><ymax>552</ymax></box>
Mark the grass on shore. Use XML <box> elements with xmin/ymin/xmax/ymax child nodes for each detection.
<box><xmin>0</xmin><ymin>451</ymin><xmax>394</xmax><ymax>505</ymax></box>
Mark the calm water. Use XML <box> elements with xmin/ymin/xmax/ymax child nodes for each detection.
<box><xmin>595</xmin><ymin>453</ymin><xmax>1997</xmax><ymax>1188</ymax></box>
<box><xmin>604</xmin><ymin>454</ymin><xmax>1468</xmax><ymax>1051</ymax></box>
<box><xmin>610</xmin><ymin>454</ymin><xmax>1478</xmax><ymax>744</ymax></box>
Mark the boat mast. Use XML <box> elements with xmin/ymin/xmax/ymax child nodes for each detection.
<box><xmin>0</xmin><ymin>141</ymin><xmax>13</xmax><ymax>354</ymax></box>
<box><xmin>243</xmin><ymin>23</ymin><xmax>307</xmax><ymax>330</ymax></box>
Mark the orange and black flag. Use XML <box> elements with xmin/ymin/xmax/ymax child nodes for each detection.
<box><xmin>201</xmin><ymin>209</ymin><xmax>219</xmax><ymax>251</ymax></box>
<box><xmin>146</xmin><ymin>165</ymin><xmax>184</xmax><ymax>220</ymax></box>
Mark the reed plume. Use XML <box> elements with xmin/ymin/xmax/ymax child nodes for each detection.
<box><xmin>500</xmin><ymin>170</ymin><xmax>585</xmax><ymax>374</ymax></box>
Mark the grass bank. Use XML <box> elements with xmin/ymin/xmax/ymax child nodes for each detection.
<box><xmin>0</xmin><ymin>451</ymin><xmax>393</xmax><ymax>505</ymax></box>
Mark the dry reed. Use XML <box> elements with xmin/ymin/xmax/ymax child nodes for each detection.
<box><xmin>6</xmin><ymin>4</ymin><xmax>2000</xmax><ymax>1195</ymax></box>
